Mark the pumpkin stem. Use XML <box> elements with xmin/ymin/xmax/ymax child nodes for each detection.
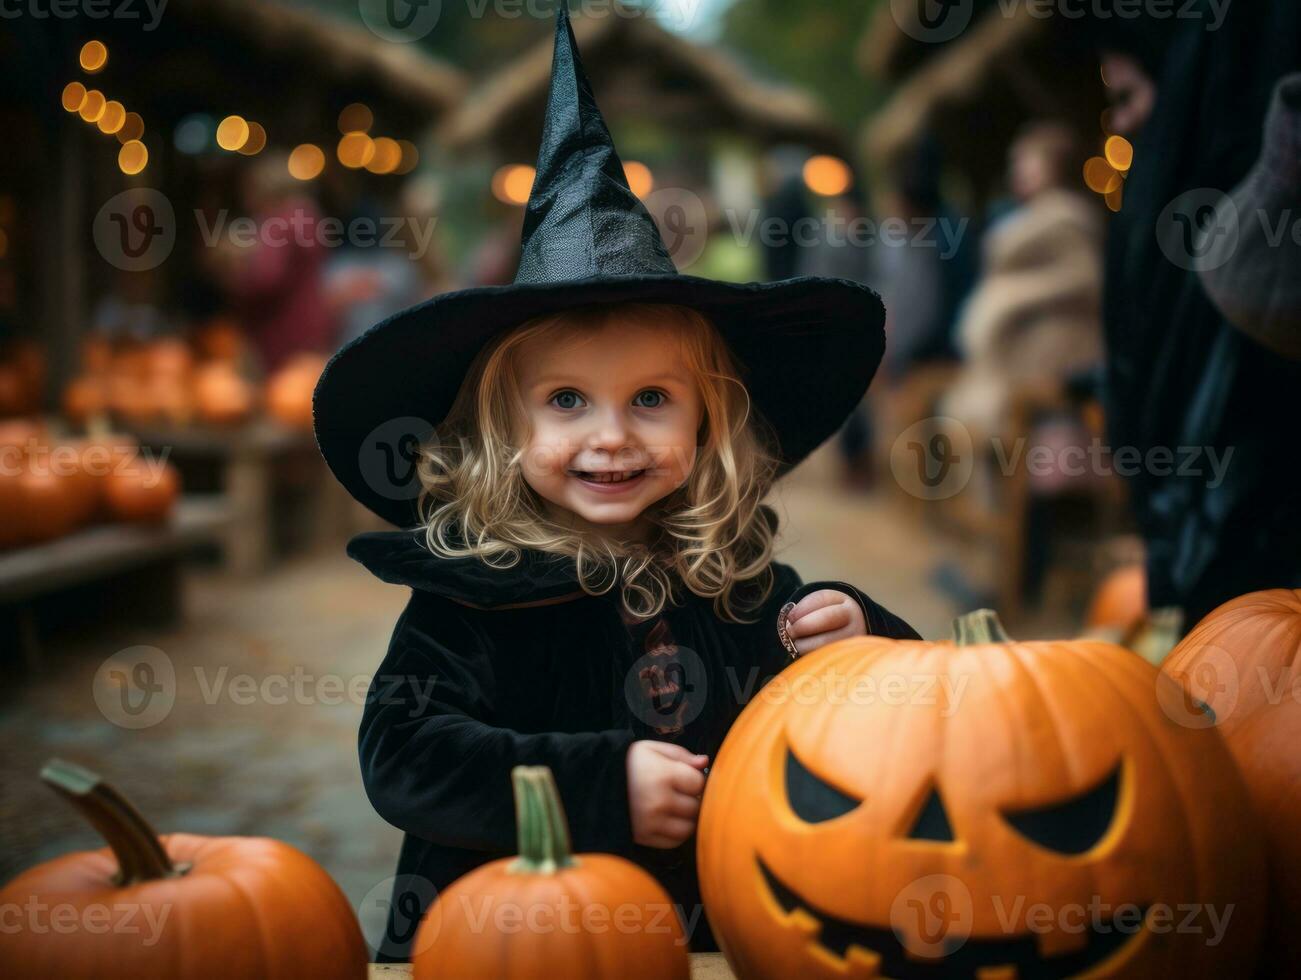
<box><xmin>41</xmin><ymin>759</ymin><xmax>189</xmax><ymax>885</ymax></box>
<box><xmin>507</xmin><ymin>766</ymin><xmax>576</xmax><ymax>875</ymax></box>
<box><xmin>952</xmin><ymin>609</ymin><xmax>1013</xmax><ymax>645</ymax></box>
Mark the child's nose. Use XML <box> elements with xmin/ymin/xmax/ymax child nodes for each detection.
<box><xmin>585</xmin><ymin>406</ymin><xmax>636</xmax><ymax>451</ymax></box>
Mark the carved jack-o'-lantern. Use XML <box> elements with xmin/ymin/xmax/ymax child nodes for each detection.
<box><xmin>698</xmin><ymin>611</ymin><xmax>1264</xmax><ymax>979</ymax></box>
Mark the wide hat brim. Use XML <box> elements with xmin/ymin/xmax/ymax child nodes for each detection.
<box><xmin>312</xmin><ymin>271</ymin><xmax>884</xmax><ymax>528</ymax></box>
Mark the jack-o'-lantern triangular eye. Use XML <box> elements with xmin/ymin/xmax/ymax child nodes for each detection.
<box><xmin>785</xmin><ymin>744</ymin><xmax>861</xmax><ymax>823</ymax></box>
<box><xmin>905</xmin><ymin>785</ymin><xmax>954</xmax><ymax>841</ymax></box>
<box><xmin>1002</xmin><ymin>763</ymin><xmax>1123</xmax><ymax>855</ymax></box>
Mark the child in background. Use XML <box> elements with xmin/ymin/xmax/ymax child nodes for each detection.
<box><xmin>312</xmin><ymin>1</ymin><xmax>917</xmax><ymax>959</ymax></box>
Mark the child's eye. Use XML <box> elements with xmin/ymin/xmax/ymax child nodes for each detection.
<box><xmin>634</xmin><ymin>389</ymin><xmax>667</xmax><ymax>409</ymax></box>
<box><xmin>549</xmin><ymin>390</ymin><xmax>585</xmax><ymax>410</ymax></box>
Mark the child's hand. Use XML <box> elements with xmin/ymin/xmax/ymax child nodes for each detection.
<box><xmin>783</xmin><ymin>589</ymin><xmax>868</xmax><ymax>656</ymax></box>
<box><xmin>626</xmin><ymin>740</ymin><xmax>708</xmax><ymax>849</ymax></box>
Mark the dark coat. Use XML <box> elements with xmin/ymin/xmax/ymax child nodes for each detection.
<box><xmin>1101</xmin><ymin>0</ymin><xmax>1301</xmax><ymax>624</ymax></box>
<box><xmin>346</xmin><ymin>523</ymin><xmax>919</xmax><ymax>960</ymax></box>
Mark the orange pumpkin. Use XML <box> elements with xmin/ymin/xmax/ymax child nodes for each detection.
<box><xmin>0</xmin><ymin>759</ymin><xmax>367</xmax><ymax>979</ymax></box>
<box><xmin>62</xmin><ymin>374</ymin><xmax>110</xmax><ymax>427</ymax></box>
<box><xmin>1223</xmin><ymin>697</ymin><xmax>1301</xmax><ymax>975</ymax></box>
<box><xmin>194</xmin><ymin>317</ymin><xmax>246</xmax><ymax>363</ymax></box>
<box><xmin>1085</xmin><ymin>564</ymin><xmax>1147</xmax><ymax>633</ymax></box>
<box><xmin>81</xmin><ymin>334</ymin><xmax>114</xmax><ymax>374</ymax></box>
<box><xmin>698</xmin><ymin>610</ymin><xmax>1265</xmax><ymax>979</ymax></box>
<box><xmin>412</xmin><ymin>766</ymin><xmax>690</xmax><ymax>979</ymax></box>
<box><xmin>144</xmin><ymin>337</ymin><xmax>194</xmax><ymax>378</ymax></box>
<box><xmin>266</xmin><ymin>353</ymin><xmax>326</xmax><ymax>430</ymax></box>
<box><xmin>0</xmin><ymin>360</ymin><xmax>29</xmax><ymax>415</ymax></box>
<box><xmin>193</xmin><ymin>362</ymin><xmax>254</xmax><ymax>425</ymax></box>
<box><xmin>6</xmin><ymin>461</ymin><xmax>85</xmax><ymax>545</ymax></box>
<box><xmin>103</xmin><ymin>456</ymin><xmax>180</xmax><ymax>524</ymax></box>
<box><xmin>1160</xmin><ymin>589</ymin><xmax>1301</xmax><ymax>736</ymax></box>
<box><xmin>0</xmin><ymin>421</ymin><xmax>50</xmax><ymax>547</ymax></box>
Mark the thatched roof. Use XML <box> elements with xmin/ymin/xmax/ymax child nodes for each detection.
<box><xmin>861</xmin><ymin>6</ymin><xmax>1102</xmax><ymax>192</ymax></box>
<box><xmin>437</xmin><ymin>10</ymin><xmax>846</xmax><ymax>159</ymax></box>
<box><xmin>170</xmin><ymin>0</ymin><xmax>467</xmax><ymax>117</ymax></box>
<box><xmin>858</xmin><ymin>0</ymin><xmax>1004</xmax><ymax>82</ymax></box>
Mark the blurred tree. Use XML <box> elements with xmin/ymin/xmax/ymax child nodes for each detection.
<box><xmin>719</xmin><ymin>0</ymin><xmax>887</xmax><ymax>130</ymax></box>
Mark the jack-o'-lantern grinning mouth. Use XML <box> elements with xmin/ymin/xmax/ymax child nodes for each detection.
<box><xmin>756</xmin><ymin>855</ymin><xmax>1146</xmax><ymax>980</ymax></box>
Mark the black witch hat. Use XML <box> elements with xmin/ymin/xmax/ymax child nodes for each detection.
<box><xmin>313</xmin><ymin>0</ymin><xmax>885</xmax><ymax>528</ymax></box>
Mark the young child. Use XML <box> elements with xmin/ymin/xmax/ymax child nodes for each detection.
<box><xmin>311</xmin><ymin>1</ymin><xmax>918</xmax><ymax>960</ymax></box>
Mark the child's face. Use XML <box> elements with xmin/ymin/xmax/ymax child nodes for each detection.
<box><xmin>515</xmin><ymin>318</ymin><xmax>703</xmax><ymax>542</ymax></box>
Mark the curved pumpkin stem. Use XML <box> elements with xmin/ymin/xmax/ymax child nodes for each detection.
<box><xmin>507</xmin><ymin>766</ymin><xmax>576</xmax><ymax>875</ymax></box>
<box><xmin>41</xmin><ymin>759</ymin><xmax>189</xmax><ymax>885</ymax></box>
<box><xmin>952</xmin><ymin>609</ymin><xmax>1013</xmax><ymax>646</ymax></box>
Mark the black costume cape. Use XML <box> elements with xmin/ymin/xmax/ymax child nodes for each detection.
<box><xmin>347</xmin><ymin>524</ymin><xmax>918</xmax><ymax>958</ymax></box>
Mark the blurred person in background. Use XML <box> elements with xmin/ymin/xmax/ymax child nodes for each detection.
<box><xmin>1091</xmin><ymin>0</ymin><xmax>1301</xmax><ymax>627</ymax></box>
<box><xmin>758</xmin><ymin>144</ymin><xmax>815</xmax><ymax>283</ymax></box>
<box><xmin>797</xmin><ymin>179</ymin><xmax>878</xmax><ymax>487</ymax></box>
<box><xmin>210</xmin><ymin>152</ymin><xmax>336</xmax><ymax>373</ymax></box>
<box><xmin>328</xmin><ymin>175</ymin><xmax>452</xmax><ymax>348</ymax></box>
<box><xmin>876</xmin><ymin>134</ymin><xmax>973</xmax><ymax>380</ymax></box>
<box><xmin>939</xmin><ymin>121</ymin><xmax>1103</xmax><ymax>441</ymax></box>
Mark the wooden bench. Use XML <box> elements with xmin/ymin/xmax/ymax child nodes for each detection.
<box><xmin>0</xmin><ymin>494</ymin><xmax>234</xmax><ymax>673</ymax></box>
<box><xmin>123</xmin><ymin>419</ymin><xmax>355</xmax><ymax>575</ymax></box>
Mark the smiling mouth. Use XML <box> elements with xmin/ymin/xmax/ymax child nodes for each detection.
<box><xmin>569</xmin><ymin>468</ymin><xmax>647</xmax><ymax>483</ymax></box>
<box><xmin>757</xmin><ymin>856</ymin><xmax>1144</xmax><ymax>979</ymax></box>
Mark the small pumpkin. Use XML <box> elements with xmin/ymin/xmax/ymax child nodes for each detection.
<box><xmin>412</xmin><ymin>766</ymin><xmax>691</xmax><ymax>979</ymax></box>
<box><xmin>0</xmin><ymin>760</ymin><xmax>367</xmax><ymax>979</ymax></box>
<box><xmin>194</xmin><ymin>317</ymin><xmax>246</xmax><ymax>363</ymax></box>
<box><xmin>265</xmin><ymin>353</ymin><xmax>326</xmax><ymax>430</ymax></box>
<box><xmin>1160</xmin><ymin>589</ymin><xmax>1301</xmax><ymax>735</ymax></box>
<box><xmin>699</xmin><ymin>610</ymin><xmax>1265</xmax><ymax>979</ymax></box>
<box><xmin>1085</xmin><ymin>564</ymin><xmax>1146</xmax><ymax>634</ymax></box>
<box><xmin>103</xmin><ymin>457</ymin><xmax>180</xmax><ymax>524</ymax></box>
<box><xmin>62</xmin><ymin>374</ymin><xmax>110</xmax><ymax>427</ymax></box>
<box><xmin>8</xmin><ymin>462</ymin><xmax>85</xmax><ymax>545</ymax></box>
<box><xmin>193</xmin><ymin>362</ymin><xmax>254</xmax><ymax>425</ymax></box>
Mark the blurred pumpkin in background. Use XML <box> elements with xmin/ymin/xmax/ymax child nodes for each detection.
<box><xmin>1085</xmin><ymin>563</ymin><xmax>1147</xmax><ymax>634</ymax></box>
<box><xmin>0</xmin><ymin>760</ymin><xmax>368</xmax><ymax>979</ymax></box>
<box><xmin>194</xmin><ymin>361</ymin><xmax>254</xmax><ymax>425</ymax></box>
<box><xmin>412</xmin><ymin>766</ymin><xmax>690</xmax><ymax>980</ymax></box>
<box><xmin>1161</xmin><ymin>589</ymin><xmax>1301</xmax><ymax>736</ymax></box>
<box><xmin>62</xmin><ymin>374</ymin><xmax>110</xmax><ymax>427</ymax></box>
<box><xmin>0</xmin><ymin>423</ymin><xmax>85</xmax><ymax>548</ymax></box>
<box><xmin>698</xmin><ymin>610</ymin><xmax>1265</xmax><ymax>979</ymax></box>
<box><xmin>266</xmin><ymin>353</ymin><xmax>326</xmax><ymax>430</ymax></box>
<box><xmin>194</xmin><ymin>316</ymin><xmax>246</xmax><ymax>363</ymax></box>
<box><xmin>103</xmin><ymin>456</ymin><xmax>180</xmax><ymax>524</ymax></box>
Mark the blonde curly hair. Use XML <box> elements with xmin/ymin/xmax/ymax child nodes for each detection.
<box><xmin>414</xmin><ymin>301</ymin><xmax>786</xmax><ymax>623</ymax></box>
